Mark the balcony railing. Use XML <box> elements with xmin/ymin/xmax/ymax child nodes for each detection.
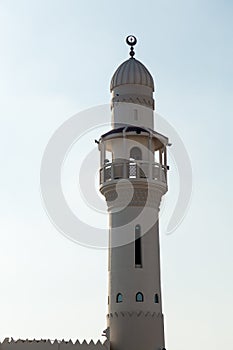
<box><xmin>100</xmin><ymin>160</ymin><xmax>167</xmax><ymax>185</ymax></box>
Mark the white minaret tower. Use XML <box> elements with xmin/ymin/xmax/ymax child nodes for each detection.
<box><xmin>99</xmin><ymin>36</ymin><xmax>168</xmax><ymax>350</ymax></box>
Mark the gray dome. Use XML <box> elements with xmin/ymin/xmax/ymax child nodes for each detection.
<box><xmin>110</xmin><ymin>58</ymin><xmax>154</xmax><ymax>92</ymax></box>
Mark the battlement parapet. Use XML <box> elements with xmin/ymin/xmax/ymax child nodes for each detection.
<box><xmin>0</xmin><ymin>339</ymin><xmax>109</xmax><ymax>350</ymax></box>
<box><xmin>107</xmin><ymin>311</ymin><xmax>163</xmax><ymax>319</ymax></box>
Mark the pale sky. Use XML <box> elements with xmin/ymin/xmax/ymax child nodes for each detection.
<box><xmin>0</xmin><ymin>1</ymin><xmax>233</xmax><ymax>350</ymax></box>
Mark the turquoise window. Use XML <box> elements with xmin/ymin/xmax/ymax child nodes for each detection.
<box><xmin>136</xmin><ymin>292</ymin><xmax>143</xmax><ymax>302</ymax></box>
<box><xmin>116</xmin><ymin>293</ymin><xmax>123</xmax><ymax>303</ymax></box>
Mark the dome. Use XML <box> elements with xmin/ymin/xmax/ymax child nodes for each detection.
<box><xmin>110</xmin><ymin>58</ymin><xmax>154</xmax><ymax>92</ymax></box>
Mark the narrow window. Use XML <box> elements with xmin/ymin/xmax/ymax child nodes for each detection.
<box><xmin>135</xmin><ymin>225</ymin><xmax>142</xmax><ymax>267</ymax></box>
<box><xmin>134</xmin><ymin>109</ymin><xmax>138</xmax><ymax>121</ymax></box>
<box><xmin>136</xmin><ymin>292</ymin><xmax>143</xmax><ymax>302</ymax></box>
<box><xmin>130</xmin><ymin>147</ymin><xmax>142</xmax><ymax>160</ymax></box>
<box><xmin>155</xmin><ymin>294</ymin><xmax>159</xmax><ymax>303</ymax></box>
<box><xmin>116</xmin><ymin>293</ymin><xmax>123</xmax><ymax>303</ymax></box>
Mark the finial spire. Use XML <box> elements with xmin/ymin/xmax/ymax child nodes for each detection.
<box><xmin>126</xmin><ymin>35</ymin><xmax>137</xmax><ymax>58</ymax></box>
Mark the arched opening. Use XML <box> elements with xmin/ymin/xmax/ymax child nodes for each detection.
<box><xmin>116</xmin><ymin>293</ymin><xmax>123</xmax><ymax>303</ymax></box>
<box><xmin>105</xmin><ymin>150</ymin><xmax>112</xmax><ymax>163</ymax></box>
<box><xmin>103</xmin><ymin>151</ymin><xmax>113</xmax><ymax>182</ymax></box>
<box><xmin>130</xmin><ymin>147</ymin><xmax>142</xmax><ymax>160</ymax></box>
<box><xmin>135</xmin><ymin>225</ymin><xmax>142</xmax><ymax>267</ymax></box>
<box><xmin>155</xmin><ymin>293</ymin><xmax>159</xmax><ymax>303</ymax></box>
<box><xmin>136</xmin><ymin>292</ymin><xmax>144</xmax><ymax>302</ymax></box>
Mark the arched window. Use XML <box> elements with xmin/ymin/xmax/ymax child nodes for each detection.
<box><xmin>116</xmin><ymin>293</ymin><xmax>123</xmax><ymax>303</ymax></box>
<box><xmin>136</xmin><ymin>292</ymin><xmax>144</xmax><ymax>302</ymax></box>
<box><xmin>130</xmin><ymin>147</ymin><xmax>142</xmax><ymax>160</ymax></box>
<box><xmin>135</xmin><ymin>225</ymin><xmax>142</xmax><ymax>267</ymax></box>
<box><xmin>155</xmin><ymin>294</ymin><xmax>159</xmax><ymax>303</ymax></box>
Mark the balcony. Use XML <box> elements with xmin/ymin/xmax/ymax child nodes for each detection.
<box><xmin>100</xmin><ymin>160</ymin><xmax>167</xmax><ymax>186</ymax></box>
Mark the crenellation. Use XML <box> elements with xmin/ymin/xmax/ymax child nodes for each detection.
<box><xmin>0</xmin><ymin>339</ymin><xmax>109</xmax><ymax>350</ymax></box>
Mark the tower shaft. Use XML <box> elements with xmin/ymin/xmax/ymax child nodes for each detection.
<box><xmin>99</xmin><ymin>37</ymin><xmax>169</xmax><ymax>350</ymax></box>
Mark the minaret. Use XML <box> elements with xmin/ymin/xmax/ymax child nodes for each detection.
<box><xmin>99</xmin><ymin>36</ymin><xmax>168</xmax><ymax>350</ymax></box>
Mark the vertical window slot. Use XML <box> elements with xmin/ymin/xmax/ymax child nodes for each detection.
<box><xmin>155</xmin><ymin>294</ymin><xmax>159</xmax><ymax>303</ymax></box>
<box><xmin>135</xmin><ymin>225</ymin><xmax>142</xmax><ymax>267</ymax></box>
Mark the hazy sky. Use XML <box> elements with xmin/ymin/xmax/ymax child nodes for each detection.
<box><xmin>0</xmin><ymin>1</ymin><xmax>233</xmax><ymax>350</ymax></box>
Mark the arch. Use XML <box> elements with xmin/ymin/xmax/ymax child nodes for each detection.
<box><xmin>136</xmin><ymin>292</ymin><xmax>144</xmax><ymax>302</ymax></box>
<box><xmin>155</xmin><ymin>293</ymin><xmax>159</xmax><ymax>303</ymax></box>
<box><xmin>116</xmin><ymin>293</ymin><xmax>123</xmax><ymax>303</ymax></box>
<box><xmin>130</xmin><ymin>147</ymin><xmax>142</xmax><ymax>160</ymax></box>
